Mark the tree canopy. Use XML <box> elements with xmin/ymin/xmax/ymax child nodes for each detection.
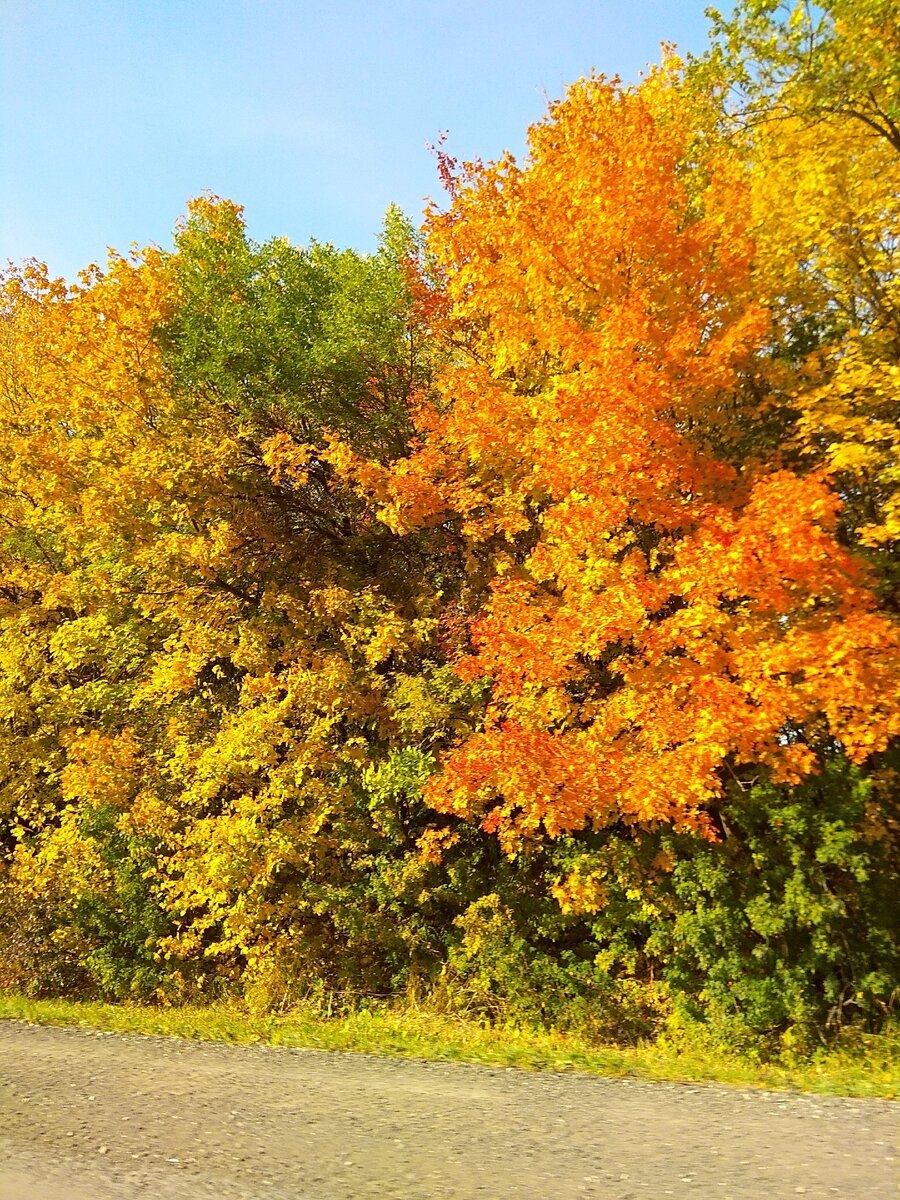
<box><xmin>1</xmin><ymin>3</ymin><xmax>896</xmax><ymax>1051</ymax></box>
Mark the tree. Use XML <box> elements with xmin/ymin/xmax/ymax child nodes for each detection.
<box><xmin>0</xmin><ymin>199</ymin><xmax>481</xmax><ymax>1002</ymax></box>
<box><xmin>705</xmin><ymin>0</ymin><xmax>900</xmax><ymax>152</ymax></box>
<box><xmin>705</xmin><ymin>5</ymin><xmax>900</xmax><ymax>604</ymax></box>
<box><xmin>354</xmin><ymin>64</ymin><xmax>900</xmax><ymax>855</ymax></box>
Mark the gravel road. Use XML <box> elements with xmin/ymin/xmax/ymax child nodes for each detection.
<box><xmin>0</xmin><ymin>1020</ymin><xmax>896</xmax><ymax>1199</ymax></box>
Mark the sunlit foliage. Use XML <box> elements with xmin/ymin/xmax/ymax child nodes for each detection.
<box><xmin>0</xmin><ymin>4</ymin><xmax>896</xmax><ymax>1050</ymax></box>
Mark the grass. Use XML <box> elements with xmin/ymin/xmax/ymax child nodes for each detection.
<box><xmin>1</xmin><ymin>992</ymin><xmax>896</xmax><ymax>1098</ymax></box>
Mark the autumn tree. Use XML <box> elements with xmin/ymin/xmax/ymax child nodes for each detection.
<box><xmin>345</xmin><ymin>65</ymin><xmax>897</xmax><ymax>865</ymax></box>
<box><xmin>0</xmin><ymin>200</ymin><xmax>489</xmax><ymax>1003</ymax></box>
<box><xmin>704</xmin><ymin>3</ymin><xmax>900</xmax><ymax>608</ymax></box>
<box><xmin>706</xmin><ymin>0</ymin><xmax>900</xmax><ymax>151</ymax></box>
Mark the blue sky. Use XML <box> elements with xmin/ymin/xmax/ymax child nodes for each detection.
<box><xmin>2</xmin><ymin>1</ymin><xmax>714</xmax><ymax>281</ymax></box>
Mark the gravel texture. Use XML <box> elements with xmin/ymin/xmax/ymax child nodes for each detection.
<box><xmin>0</xmin><ymin>1020</ymin><xmax>896</xmax><ymax>1199</ymax></box>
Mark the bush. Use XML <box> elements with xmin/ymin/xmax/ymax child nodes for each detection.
<box><xmin>551</xmin><ymin>752</ymin><xmax>899</xmax><ymax>1051</ymax></box>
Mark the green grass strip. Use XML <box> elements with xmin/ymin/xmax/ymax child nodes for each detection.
<box><xmin>1</xmin><ymin>993</ymin><xmax>896</xmax><ymax>1098</ymax></box>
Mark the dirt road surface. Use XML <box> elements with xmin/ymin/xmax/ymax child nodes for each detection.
<box><xmin>0</xmin><ymin>1020</ymin><xmax>896</xmax><ymax>1199</ymax></box>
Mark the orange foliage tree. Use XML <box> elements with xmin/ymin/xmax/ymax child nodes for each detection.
<box><xmin>342</xmin><ymin>65</ymin><xmax>900</xmax><ymax>864</ymax></box>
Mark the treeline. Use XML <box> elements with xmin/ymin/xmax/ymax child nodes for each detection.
<box><xmin>0</xmin><ymin>1</ymin><xmax>897</xmax><ymax>1053</ymax></box>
